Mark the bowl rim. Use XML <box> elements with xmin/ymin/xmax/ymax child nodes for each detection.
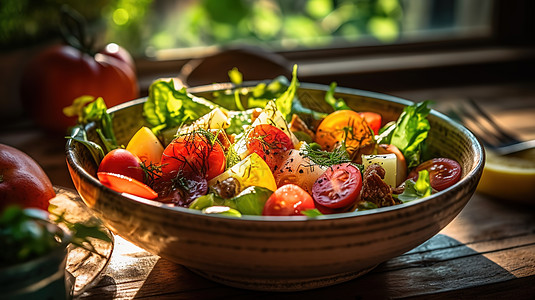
<box><xmin>65</xmin><ymin>81</ymin><xmax>485</xmax><ymax>222</ymax></box>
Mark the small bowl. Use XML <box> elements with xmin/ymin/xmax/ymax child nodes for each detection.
<box><xmin>66</xmin><ymin>83</ymin><xmax>484</xmax><ymax>291</ymax></box>
<box><xmin>0</xmin><ymin>214</ymin><xmax>74</xmax><ymax>299</ymax></box>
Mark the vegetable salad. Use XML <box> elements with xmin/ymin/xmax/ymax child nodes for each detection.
<box><xmin>69</xmin><ymin>65</ymin><xmax>462</xmax><ymax>217</ymax></box>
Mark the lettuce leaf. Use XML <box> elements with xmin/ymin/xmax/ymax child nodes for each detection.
<box><xmin>325</xmin><ymin>82</ymin><xmax>351</xmax><ymax>111</ymax></box>
<box><xmin>239</xmin><ymin>65</ymin><xmax>299</xmax><ymax>122</ymax></box>
<box><xmin>246</xmin><ymin>76</ymin><xmax>290</xmax><ymax>109</ymax></box>
<box><xmin>396</xmin><ymin>170</ymin><xmax>432</xmax><ymax>202</ymax></box>
<box><xmin>378</xmin><ymin>101</ymin><xmax>431</xmax><ymax>169</ymax></box>
<box><xmin>64</xmin><ymin>96</ymin><xmax>117</xmax><ymax>160</ymax></box>
<box><xmin>144</xmin><ymin>79</ymin><xmax>217</xmax><ymax>134</ymax></box>
<box><xmin>274</xmin><ymin>64</ymin><xmax>299</xmax><ymax>122</ymax></box>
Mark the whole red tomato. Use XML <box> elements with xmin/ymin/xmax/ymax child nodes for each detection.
<box><xmin>100</xmin><ymin>43</ymin><xmax>136</xmax><ymax>72</ymax></box>
<box><xmin>97</xmin><ymin>149</ymin><xmax>145</xmax><ymax>183</ymax></box>
<box><xmin>0</xmin><ymin>144</ymin><xmax>56</xmax><ymax>211</ymax></box>
<box><xmin>20</xmin><ymin>43</ymin><xmax>139</xmax><ymax>133</ymax></box>
<box><xmin>262</xmin><ymin>184</ymin><xmax>315</xmax><ymax>216</ymax></box>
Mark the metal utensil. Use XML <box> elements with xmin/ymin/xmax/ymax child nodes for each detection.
<box><xmin>447</xmin><ymin>98</ymin><xmax>535</xmax><ymax>155</ymax></box>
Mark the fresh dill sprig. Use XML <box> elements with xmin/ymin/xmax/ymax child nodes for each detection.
<box><xmin>139</xmin><ymin>161</ymin><xmax>163</xmax><ymax>188</ymax></box>
<box><xmin>302</xmin><ymin>142</ymin><xmax>351</xmax><ymax>167</ymax></box>
<box><xmin>175</xmin><ymin>127</ymin><xmax>216</xmax><ymax>143</ymax></box>
<box><xmin>225</xmin><ymin>147</ymin><xmax>241</xmax><ymax>169</ymax></box>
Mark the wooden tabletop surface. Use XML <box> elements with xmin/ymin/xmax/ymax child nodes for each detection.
<box><xmin>1</xmin><ymin>81</ymin><xmax>534</xmax><ymax>299</ymax></box>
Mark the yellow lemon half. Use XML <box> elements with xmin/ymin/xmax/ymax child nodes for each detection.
<box><xmin>208</xmin><ymin>153</ymin><xmax>278</xmax><ymax>193</ymax></box>
<box><xmin>476</xmin><ymin>148</ymin><xmax>535</xmax><ymax>203</ymax></box>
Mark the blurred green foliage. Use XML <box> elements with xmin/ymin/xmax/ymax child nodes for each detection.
<box><xmin>0</xmin><ymin>0</ymin><xmax>151</xmax><ymax>53</ymax></box>
<box><xmin>150</xmin><ymin>0</ymin><xmax>403</xmax><ymax>53</ymax></box>
<box><xmin>1</xmin><ymin>0</ymin><xmax>402</xmax><ymax>56</ymax></box>
<box><xmin>0</xmin><ymin>0</ymin><xmax>112</xmax><ymax>51</ymax></box>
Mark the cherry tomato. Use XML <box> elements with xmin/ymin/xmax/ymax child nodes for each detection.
<box><xmin>247</xmin><ymin>124</ymin><xmax>293</xmax><ymax>172</ymax></box>
<box><xmin>262</xmin><ymin>184</ymin><xmax>315</xmax><ymax>216</ymax></box>
<box><xmin>0</xmin><ymin>144</ymin><xmax>55</xmax><ymax>211</ymax></box>
<box><xmin>312</xmin><ymin>163</ymin><xmax>362</xmax><ymax>209</ymax></box>
<box><xmin>97</xmin><ymin>172</ymin><xmax>158</xmax><ymax>200</ymax></box>
<box><xmin>407</xmin><ymin>158</ymin><xmax>462</xmax><ymax>191</ymax></box>
<box><xmin>98</xmin><ymin>149</ymin><xmax>144</xmax><ymax>183</ymax></box>
<box><xmin>315</xmin><ymin>110</ymin><xmax>375</xmax><ymax>160</ymax></box>
<box><xmin>20</xmin><ymin>43</ymin><xmax>138</xmax><ymax>132</ymax></box>
<box><xmin>161</xmin><ymin>132</ymin><xmax>226</xmax><ymax>181</ymax></box>
<box><xmin>359</xmin><ymin>112</ymin><xmax>382</xmax><ymax>134</ymax></box>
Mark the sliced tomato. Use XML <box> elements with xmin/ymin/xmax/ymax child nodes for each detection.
<box><xmin>98</xmin><ymin>149</ymin><xmax>144</xmax><ymax>182</ymax></box>
<box><xmin>315</xmin><ymin>110</ymin><xmax>375</xmax><ymax>160</ymax></box>
<box><xmin>312</xmin><ymin>163</ymin><xmax>362</xmax><ymax>209</ymax></box>
<box><xmin>97</xmin><ymin>172</ymin><xmax>158</xmax><ymax>200</ymax></box>
<box><xmin>247</xmin><ymin>124</ymin><xmax>293</xmax><ymax>172</ymax></box>
<box><xmin>161</xmin><ymin>132</ymin><xmax>226</xmax><ymax>181</ymax></box>
<box><xmin>262</xmin><ymin>184</ymin><xmax>315</xmax><ymax>216</ymax></box>
<box><xmin>407</xmin><ymin>158</ymin><xmax>462</xmax><ymax>191</ymax></box>
<box><xmin>359</xmin><ymin>112</ymin><xmax>382</xmax><ymax>134</ymax></box>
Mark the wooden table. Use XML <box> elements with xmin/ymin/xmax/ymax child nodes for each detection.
<box><xmin>1</xmin><ymin>81</ymin><xmax>534</xmax><ymax>299</ymax></box>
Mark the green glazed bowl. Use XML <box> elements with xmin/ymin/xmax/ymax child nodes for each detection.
<box><xmin>66</xmin><ymin>83</ymin><xmax>484</xmax><ymax>291</ymax></box>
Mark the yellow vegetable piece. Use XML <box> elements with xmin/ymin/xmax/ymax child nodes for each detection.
<box><xmin>477</xmin><ymin>149</ymin><xmax>535</xmax><ymax>204</ymax></box>
<box><xmin>208</xmin><ymin>153</ymin><xmax>277</xmax><ymax>192</ymax></box>
<box><xmin>179</xmin><ymin>107</ymin><xmax>230</xmax><ymax>135</ymax></box>
<box><xmin>126</xmin><ymin>126</ymin><xmax>164</xmax><ymax>166</ymax></box>
<box><xmin>362</xmin><ymin>153</ymin><xmax>398</xmax><ymax>188</ymax></box>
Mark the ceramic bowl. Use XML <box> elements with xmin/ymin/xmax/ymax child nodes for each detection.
<box><xmin>66</xmin><ymin>83</ymin><xmax>484</xmax><ymax>291</ymax></box>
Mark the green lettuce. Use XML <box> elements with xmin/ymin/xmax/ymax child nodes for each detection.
<box><xmin>378</xmin><ymin>101</ymin><xmax>431</xmax><ymax>169</ymax></box>
<box><xmin>396</xmin><ymin>170</ymin><xmax>433</xmax><ymax>202</ymax></box>
<box><xmin>64</xmin><ymin>96</ymin><xmax>117</xmax><ymax>163</ymax></box>
<box><xmin>274</xmin><ymin>64</ymin><xmax>298</xmax><ymax>122</ymax></box>
<box><xmin>325</xmin><ymin>82</ymin><xmax>351</xmax><ymax>111</ymax></box>
<box><xmin>143</xmin><ymin>79</ymin><xmax>217</xmax><ymax>134</ymax></box>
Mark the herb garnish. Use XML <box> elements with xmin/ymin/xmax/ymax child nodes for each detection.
<box><xmin>302</xmin><ymin>143</ymin><xmax>351</xmax><ymax>168</ymax></box>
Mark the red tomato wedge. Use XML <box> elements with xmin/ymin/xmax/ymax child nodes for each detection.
<box><xmin>161</xmin><ymin>132</ymin><xmax>226</xmax><ymax>181</ymax></box>
<box><xmin>359</xmin><ymin>112</ymin><xmax>382</xmax><ymax>134</ymax></box>
<box><xmin>247</xmin><ymin>124</ymin><xmax>293</xmax><ymax>172</ymax></box>
<box><xmin>97</xmin><ymin>172</ymin><xmax>158</xmax><ymax>200</ymax></box>
<box><xmin>262</xmin><ymin>184</ymin><xmax>315</xmax><ymax>216</ymax></box>
<box><xmin>312</xmin><ymin>163</ymin><xmax>362</xmax><ymax>209</ymax></box>
<box><xmin>407</xmin><ymin>158</ymin><xmax>462</xmax><ymax>191</ymax></box>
